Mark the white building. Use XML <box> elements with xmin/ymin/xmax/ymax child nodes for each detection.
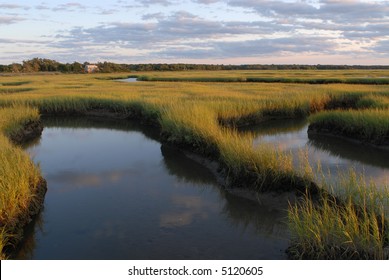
<box><xmin>85</xmin><ymin>64</ymin><xmax>99</xmax><ymax>73</ymax></box>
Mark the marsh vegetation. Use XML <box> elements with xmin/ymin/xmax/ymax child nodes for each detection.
<box><xmin>0</xmin><ymin>70</ymin><xmax>388</xmax><ymax>259</ymax></box>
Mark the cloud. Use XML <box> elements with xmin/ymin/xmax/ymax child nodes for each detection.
<box><xmin>220</xmin><ymin>1</ymin><xmax>389</xmax><ymax>44</ymax></box>
<box><xmin>225</xmin><ymin>0</ymin><xmax>389</xmax><ymax>21</ymax></box>
<box><xmin>1</xmin><ymin>0</ymin><xmax>388</xmax><ymax>63</ymax></box>
<box><xmin>35</xmin><ymin>3</ymin><xmax>50</xmax><ymax>10</ymax></box>
<box><xmin>0</xmin><ymin>15</ymin><xmax>24</xmax><ymax>25</ymax></box>
<box><xmin>142</xmin><ymin>12</ymin><xmax>165</xmax><ymax>20</ymax></box>
<box><xmin>155</xmin><ymin>36</ymin><xmax>336</xmax><ymax>59</ymax></box>
<box><xmin>242</xmin><ymin>2</ymin><xmax>387</xmax><ymax>26</ymax></box>
<box><xmin>48</xmin><ymin>8</ymin><xmax>340</xmax><ymax>61</ymax></box>
<box><xmin>97</xmin><ymin>8</ymin><xmax>119</xmax><ymax>15</ymax></box>
<box><xmin>56</xmin><ymin>11</ymin><xmax>290</xmax><ymax>48</ymax></box>
<box><xmin>373</xmin><ymin>40</ymin><xmax>389</xmax><ymax>55</ymax></box>
<box><xmin>142</xmin><ymin>0</ymin><xmax>174</xmax><ymax>6</ymax></box>
<box><xmin>0</xmin><ymin>3</ymin><xmax>29</xmax><ymax>10</ymax></box>
<box><xmin>229</xmin><ymin>0</ymin><xmax>317</xmax><ymax>17</ymax></box>
<box><xmin>118</xmin><ymin>0</ymin><xmax>174</xmax><ymax>9</ymax></box>
<box><xmin>52</xmin><ymin>2</ymin><xmax>87</xmax><ymax>12</ymax></box>
<box><xmin>194</xmin><ymin>0</ymin><xmax>220</xmax><ymax>3</ymax></box>
<box><xmin>0</xmin><ymin>38</ymin><xmax>51</xmax><ymax>44</ymax></box>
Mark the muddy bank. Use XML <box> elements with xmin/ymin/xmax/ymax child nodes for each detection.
<box><xmin>219</xmin><ymin>114</ymin><xmax>306</xmax><ymax>128</ymax></box>
<box><xmin>287</xmin><ymin>242</ymin><xmax>389</xmax><ymax>260</ymax></box>
<box><xmin>308</xmin><ymin>123</ymin><xmax>389</xmax><ymax>150</ymax></box>
<box><xmin>40</xmin><ymin>106</ymin><xmax>160</xmax><ymax>127</ymax></box>
<box><xmin>163</xmin><ymin>144</ymin><xmax>302</xmax><ymax>211</ymax></box>
<box><xmin>3</xmin><ymin>179</ymin><xmax>47</xmax><ymax>258</ymax></box>
<box><xmin>9</xmin><ymin>120</ymin><xmax>44</xmax><ymax>145</ymax></box>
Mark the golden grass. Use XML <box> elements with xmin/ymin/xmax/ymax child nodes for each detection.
<box><xmin>0</xmin><ymin>106</ymin><xmax>42</xmax><ymax>258</ymax></box>
<box><xmin>309</xmin><ymin>109</ymin><xmax>389</xmax><ymax>144</ymax></box>
<box><xmin>1</xmin><ymin>71</ymin><xmax>389</xmax><ymax>259</ymax></box>
<box><xmin>288</xmin><ymin>170</ymin><xmax>389</xmax><ymax>259</ymax></box>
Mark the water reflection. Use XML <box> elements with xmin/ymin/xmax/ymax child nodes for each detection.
<box><xmin>308</xmin><ymin>134</ymin><xmax>389</xmax><ymax>169</ymax></box>
<box><xmin>161</xmin><ymin>144</ymin><xmax>289</xmax><ymax>236</ymax></box>
<box><xmin>246</xmin><ymin>119</ymin><xmax>389</xmax><ymax>186</ymax></box>
<box><xmin>241</xmin><ymin>118</ymin><xmax>308</xmax><ymax>137</ymax></box>
<box><xmin>161</xmin><ymin>145</ymin><xmax>217</xmax><ymax>186</ymax></box>
<box><xmin>17</xmin><ymin>117</ymin><xmax>289</xmax><ymax>260</ymax></box>
<box><xmin>42</xmin><ymin>116</ymin><xmax>160</xmax><ymax>140</ymax></box>
<box><xmin>159</xmin><ymin>195</ymin><xmax>214</xmax><ymax>228</ymax></box>
<box><xmin>221</xmin><ymin>192</ymin><xmax>288</xmax><ymax>238</ymax></box>
<box><xmin>11</xmin><ymin>210</ymin><xmax>44</xmax><ymax>259</ymax></box>
<box><xmin>46</xmin><ymin>169</ymin><xmax>138</xmax><ymax>191</ymax></box>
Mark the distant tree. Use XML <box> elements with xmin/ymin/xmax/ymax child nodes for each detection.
<box><xmin>70</xmin><ymin>62</ymin><xmax>84</xmax><ymax>73</ymax></box>
<box><xmin>11</xmin><ymin>63</ymin><xmax>22</xmax><ymax>73</ymax></box>
<box><xmin>1</xmin><ymin>57</ymin><xmax>389</xmax><ymax>73</ymax></box>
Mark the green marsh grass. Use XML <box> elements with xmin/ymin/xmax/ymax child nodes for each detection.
<box><xmin>133</xmin><ymin>69</ymin><xmax>389</xmax><ymax>84</ymax></box>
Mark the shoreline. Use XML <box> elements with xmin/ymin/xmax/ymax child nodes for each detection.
<box><xmin>308</xmin><ymin>124</ymin><xmax>389</xmax><ymax>151</ymax></box>
<box><xmin>1</xmin><ymin>120</ymin><xmax>47</xmax><ymax>259</ymax></box>
<box><xmin>3</xmin><ymin>108</ymin><xmax>388</xmax><ymax>259</ymax></box>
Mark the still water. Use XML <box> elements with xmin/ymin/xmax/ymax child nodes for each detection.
<box><xmin>18</xmin><ymin>117</ymin><xmax>289</xmax><ymax>260</ymax></box>
<box><xmin>244</xmin><ymin>118</ymin><xmax>389</xmax><ymax>186</ymax></box>
<box><xmin>117</xmin><ymin>77</ymin><xmax>138</xmax><ymax>82</ymax></box>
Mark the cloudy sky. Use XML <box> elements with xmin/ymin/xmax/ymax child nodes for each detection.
<box><xmin>1</xmin><ymin>0</ymin><xmax>389</xmax><ymax>64</ymax></box>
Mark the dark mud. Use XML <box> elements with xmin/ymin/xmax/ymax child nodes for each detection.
<box><xmin>10</xmin><ymin>120</ymin><xmax>44</xmax><ymax>145</ymax></box>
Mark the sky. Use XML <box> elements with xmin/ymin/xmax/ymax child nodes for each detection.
<box><xmin>0</xmin><ymin>0</ymin><xmax>389</xmax><ymax>65</ymax></box>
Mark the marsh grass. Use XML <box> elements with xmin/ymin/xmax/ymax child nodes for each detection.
<box><xmin>0</xmin><ymin>88</ymin><xmax>34</xmax><ymax>94</ymax></box>
<box><xmin>1</xmin><ymin>81</ymin><xmax>31</xmax><ymax>86</ymax></box>
<box><xmin>309</xmin><ymin>109</ymin><xmax>389</xmax><ymax>145</ymax></box>
<box><xmin>135</xmin><ymin>71</ymin><xmax>389</xmax><ymax>84</ymax></box>
<box><xmin>288</xmin><ymin>170</ymin><xmax>389</xmax><ymax>259</ymax></box>
<box><xmin>1</xmin><ymin>71</ymin><xmax>389</xmax><ymax>259</ymax></box>
<box><xmin>0</xmin><ymin>106</ymin><xmax>43</xmax><ymax>258</ymax></box>
<box><xmin>0</xmin><ymin>105</ymin><xmax>40</xmax><ymax>138</ymax></box>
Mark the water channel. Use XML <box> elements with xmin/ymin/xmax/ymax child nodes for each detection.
<box><xmin>242</xmin><ymin>118</ymin><xmax>389</xmax><ymax>187</ymax></box>
<box><xmin>117</xmin><ymin>77</ymin><xmax>138</xmax><ymax>82</ymax></box>
<box><xmin>17</xmin><ymin>117</ymin><xmax>289</xmax><ymax>260</ymax></box>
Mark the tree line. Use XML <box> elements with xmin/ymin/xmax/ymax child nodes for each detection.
<box><xmin>1</xmin><ymin>58</ymin><xmax>388</xmax><ymax>73</ymax></box>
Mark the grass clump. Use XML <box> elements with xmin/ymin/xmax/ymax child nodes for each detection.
<box><xmin>309</xmin><ymin>109</ymin><xmax>389</xmax><ymax>146</ymax></box>
<box><xmin>288</xmin><ymin>171</ymin><xmax>389</xmax><ymax>260</ymax></box>
<box><xmin>0</xmin><ymin>105</ymin><xmax>40</xmax><ymax>138</ymax></box>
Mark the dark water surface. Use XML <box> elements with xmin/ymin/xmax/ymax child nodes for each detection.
<box><xmin>244</xmin><ymin>118</ymin><xmax>389</xmax><ymax>186</ymax></box>
<box><xmin>18</xmin><ymin>117</ymin><xmax>289</xmax><ymax>260</ymax></box>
